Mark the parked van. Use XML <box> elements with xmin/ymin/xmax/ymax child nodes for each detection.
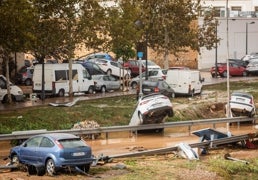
<box><xmin>33</xmin><ymin>63</ymin><xmax>95</xmax><ymax>98</ymax></box>
<box><xmin>165</xmin><ymin>69</ymin><xmax>204</xmax><ymax>96</ymax></box>
<box><xmin>0</xmin><ymin>75</ymin><xmax>24</xmax><ymax>103</ymax></box>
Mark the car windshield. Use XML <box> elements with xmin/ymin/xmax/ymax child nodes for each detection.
<box><xmin>59</xmin><ymin>138</ymin><xmax>87</xmax><ymax>148</ymax></box>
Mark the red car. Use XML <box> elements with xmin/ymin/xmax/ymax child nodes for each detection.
<box><xmin>122</xmin><ymin>60</ymin><xmax>146</xmax><ymax>77</ymax></box>
<box><xmin>210</xmin><ymin>62</ymin><xmax>247</xmax><ymax>78</ymax></box>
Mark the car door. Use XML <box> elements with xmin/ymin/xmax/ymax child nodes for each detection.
<box><xmin>109</xmin><ymin>75</ymin><xmax>119</xmax><ymax>90</ymax></box>
<box><xmin>110</xmin><ymin>61</ymin><xmax>120</xmax><ymax>77</ymax></box>
<box><xmin>19</xmin><ymin>136</ymin><xmax>43</xmax><ymax>164</ymax></box>
<box><xmin>103</xmin><ymin>75</ymin><xmax>111</xmax><ymax>90</ymax></box>
<box><xmin>230</xmin><ymin>63</ymin><xmax>242</xmax><ymax>76</ymax></box>
<box><xmin>37</xmin><ymin>137</ymin><xmax>55</xmax><ymax>164</ymax></box>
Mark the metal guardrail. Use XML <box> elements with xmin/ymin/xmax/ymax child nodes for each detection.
<box><xmin>0</xmin><ymin>116</ymin><xmax>256</xmax><ymax>141</ymax></box>
<box><xmin>109</xmin><ymin>134</ymin><xmax>253</xmax><ymax>158</ymax></box>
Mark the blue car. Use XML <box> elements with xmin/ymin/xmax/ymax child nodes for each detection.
<box><xmin>9</xmin><ymin>133</ymin><xmax>95</xmax><ymax>176</ymax></box>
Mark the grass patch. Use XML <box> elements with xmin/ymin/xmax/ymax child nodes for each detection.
<box><xmin>0</xmin><ymin>80</ymin><xmax>258</xmax><ymax>134</ymax></box>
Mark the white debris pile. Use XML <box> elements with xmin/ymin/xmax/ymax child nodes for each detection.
<box><xmin>72</xmin><ymin>120</ymin><xmax>101</xmax><ymax>139</ymax></box>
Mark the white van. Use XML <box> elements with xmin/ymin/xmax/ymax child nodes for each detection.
<box><xmin>33</xmin><ymin>63</ymin><xmax>95</xmax><ymax>98</ymax></box>
<box><xmin>165</xmin><ymin>69</ymin><xmax>204</xmax><ymax>96</ymax></box>
<box><xmin>0</xmin><ymin>75</ymin><xmax>24</xmax><ymax>103</ymax></box>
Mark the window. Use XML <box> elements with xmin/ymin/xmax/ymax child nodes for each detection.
<box><xmin>40</xmin><ymin>137</ymin><xmax>55</xmax><ymax>148</ymax></box>
<box><xmin>55</xmin><ymin>70</ymin><xmax>67</xmax><ymax>81</ymax></box>
<box><xmin>25</xmin><ymin>136</ymin><xmax>42</xmax><ymax>147</ymax></box>
<box><xmin>71</xmin><ymin>70</ymin><xmax>78</xmax><ymax>80</ymax></box>
<box><xmin>59</xmin><ymin>138</ymin><xmax>86</xmax><ymax>148</ymax></box>
<box><xmin>231</xmin><ymin>6</ymin><xmax>241</xmax><ymax>12</ymax></box>
<box><xmin>83</xmin><ymin>69</ymin><xmax>90</xmax><ymax>79</ymax></box>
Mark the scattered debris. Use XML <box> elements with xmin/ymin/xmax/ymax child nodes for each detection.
<box><xmin>127</xmin><ymin>146</ymin><xmax>147</xmax><ymax>152</ymax></box>
<box><xmin>112</xmin><ymin>163</ymin><xmax>127</xmax><ymax>169</ymax></box>
<box><xmin>49</xmin><ymin>97</ymin><xmax>81</xmax><ymax>107</ymax></box>
<box><xmin>176</xmin><ymin>143</ymin><xmax>199</xmax><ymax>160</ymax></box>
<box><xmin>224</xmin><ymin>153</ymin><xmax>249</xmax><ymax>164</ymax></box>
<box><xmin>71</xmin><ymin>120</ymin><xmax>101</xmax><ymax>139</ymax></box>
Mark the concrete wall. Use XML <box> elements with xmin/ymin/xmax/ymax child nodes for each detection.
<box><xmin>198</xmin><ymin>17</ymin><xmax>258</xmax><ymax>69</ymax></box>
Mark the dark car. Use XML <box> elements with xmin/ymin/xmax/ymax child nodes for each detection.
<box><xmin>79</xmin><ymin>61</ymin><xmax>105</xmax><ymax>76</ymax></box>
<box><xmin>229</xmin><ymin>59</ymin><xmax>248</xmax><ymax>68</ymax></box>
<box><xmin>137</xmin><ymin>79</ymin><xmax>175</xmax><ymax>99</ymax></box>
<box><xmin>15</xmin><ymin>66</ymin><xmax>34</xmax><ymax>86</ymax></box>
<box><xmin>9</xmin><ymin>133</ymin><xmax>95</xmax><ymax>176</ymax></box>
<box><xmin>210</xmin><ymin>62</ymin><xmax>247</xmax><ymax>78</ymax></box>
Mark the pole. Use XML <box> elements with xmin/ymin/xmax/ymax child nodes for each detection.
<box><xmin>139</xmin><ymin>57</ymin><xmax>143</xmax><ymax>98</ymax></box>
<box><xmin>246</xmin><ymin>22</ymin><xmax>248</xmax><ymax>55</ymax></box>
<box><xmin>215</xmin><ymin>20</ymin><xmax>218</xmax><ymax>78</ymax></box>
<box><xmin>137</xmin><ymin>52</ymin><xmax>143</xmax><ymax>98</ymax></box>
<box><xmin>145</xmin><ymin>31</ymin><xmax>148</xmax><ymax>80</ymax></box>
<box><xmin>226</xmin><ymin>0</ymin><xmax>231</xmax><ymax>133</ymax></box>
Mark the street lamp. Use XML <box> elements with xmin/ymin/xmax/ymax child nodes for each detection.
<box><xmin>135</xmin><ymin>20</ymin><xmax>148</xmax><ymax>80</ymax></box>
<box><xmin>246</xmin><ymin>21</ymin><xmax>255</xmax><ymax>55</ymax></box>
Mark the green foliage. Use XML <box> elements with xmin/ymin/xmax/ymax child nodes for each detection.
<box><xmin>208</xmin><ymin>156</ymin><xmax>258</xmax><ymax>179</ymax></box>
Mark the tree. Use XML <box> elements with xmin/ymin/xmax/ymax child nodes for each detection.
<box><xmin>0</xmin><ymin>0</ymin><xmax>34</xmax><ymax>103</ymax></box>
<box><xmin>104</xmin><ymin>1</ymin><xmax>143</xmax><ymax>89</ymax></box>
<box><xmin>30</xmin><ymin>0</ymin><xmax>105</xmax><ymax>98</ymax></box>
<box><xmin>132</xmin><ymin>0</ymin><xmax>218</xmax><ymax>68</ymax></box>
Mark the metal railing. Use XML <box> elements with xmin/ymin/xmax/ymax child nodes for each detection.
<box><xmin>0</xmin><ymin>116</ymin><xmax>255</xmax><ymax>141</ymax></box>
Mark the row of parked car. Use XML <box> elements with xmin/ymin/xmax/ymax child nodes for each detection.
<box><xmin>210</xmin><ymin>55</ymin><xmax>258</xmax><ymax>78</ymax></box>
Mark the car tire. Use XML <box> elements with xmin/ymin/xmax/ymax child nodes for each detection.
<box><xmin>78</xmin><ymin>164</ymin><xmax>90</xmax><ymax>173</ymax></box>
<box><xmin>101</xmin><ymin>86</ymin><xmax>106</xmax><ymax>93</ymax></box>
<box><xmin>28</xmin><ymin>165</ymin><xmax>37</xmax><ymax>175</ymax></box>
<box><xmin>58</xmin><ymin>89</ymin><xmax>65</xmax><ymax>97</ymax></box>
<box><xmin>36</xmin><ymin>166</ymin><xmax>45</xmax><ymax>176</ymax></box>
<box><xmin>242</xmin><ymin>71</ymin><xmax>247</xmax><ymax>77</ymax></box>
<box><xmin>25</xmin><ymin>78</ymin><xmax>32</xmax><ymax>86</ymax></box>
<box><xmin>88</xmin><ymin>86</ymin><xmax>94</xmax><ymax>94</ymax></box>
<box><xmin>46</xmin><ymin>159</ymin><xmax>56</xmax><ymax>176</ymax></box>
<box><xmin>10</xmin><ymin>154</ymin><xmax>20</xmax><ymax>170</ymax></box>
<box><xmin>2</xmin><ymin>94</ymin><xmax>15</xmax><ymax>103</ymax></box>
<box><xmin>222</xmin><ymin>71</ymin><xmax>227</xmax><ymax>77</ymax></box>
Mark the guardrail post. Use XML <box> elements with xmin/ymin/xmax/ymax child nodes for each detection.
<box><xmin>213</xmin><ymin>123</ymin><xmax>216</xmax><ymax>129</ymax></box>
<box><xmin>188</xmin><ymin>126</ymin><xmax>191</xmax><ymax>136</ymax></box>
<box><xmin>105</xmin><ymin>132</ymin><xmax>108</xmax><ymax>139</ymax></box>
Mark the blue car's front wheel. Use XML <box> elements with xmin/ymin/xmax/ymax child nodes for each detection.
<box><xmin>46</xmin><ymin>159</ymin><xmax>56</xmax><ymax>176</ymax></box>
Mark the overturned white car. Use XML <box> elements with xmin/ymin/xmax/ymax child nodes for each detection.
<box><xmin>129</xmin><ymin>93</ymin><xmax>173</xmax><ymax>126</ymax></box>
<box><xmin>226</xmin><ymin>92</ymin><xmax>256</xmax><ymax>118</ymax></box>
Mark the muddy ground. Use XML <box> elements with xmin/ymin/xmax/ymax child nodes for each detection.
<box><xmin>0</xmin><ymin>90</ymin><xmax>258</xmax><ymax>179</ymax></box>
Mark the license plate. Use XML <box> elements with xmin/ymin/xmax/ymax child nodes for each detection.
<box><xmin>72</xmin><ymin>152</ymin><xmax>85</xmax><ymax>156</ymax></box>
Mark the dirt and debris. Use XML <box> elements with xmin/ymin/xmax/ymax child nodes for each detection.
<box><xmin>71</xmin><ymin>120</ymin><xmax>101</xmax><ymax>139</ymax></box>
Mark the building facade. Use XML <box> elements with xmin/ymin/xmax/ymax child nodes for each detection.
<box><xmin>198</xmin><ymin>0</ymin><xmax>258</xmax><ymax>69</ymax></box>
